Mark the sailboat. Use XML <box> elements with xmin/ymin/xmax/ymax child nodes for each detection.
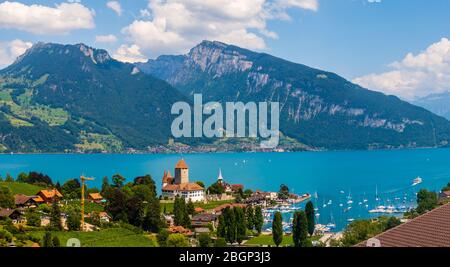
<box><xmin>375</xmin><ymin>185</ymin><xmax>380</xmax><ymax>202</ymax></box>
<box><xmin>347</xmin><ymin>190</ymin><xmax>353</xmax><ymax>205</ymax></box>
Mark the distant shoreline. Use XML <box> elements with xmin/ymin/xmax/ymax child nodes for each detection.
<box><xmin>0</xmin><ymin>145</ymin><xmax>446</xmax><ymax>156</ymax></box>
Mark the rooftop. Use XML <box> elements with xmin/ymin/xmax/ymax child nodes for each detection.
<box><xmin>175</xmin><ymin>159</ymin><xmax>189</xmax><ymax>169</ymax></box>
<box><xmin>162</xmin><ymin>182</ymin><xmax>204</xmax><ymax>191</ymax></box>
<box><xmin>357</xmin><ymin>202</ymin><xmax>450</xmax><ymax>247</ymax></box>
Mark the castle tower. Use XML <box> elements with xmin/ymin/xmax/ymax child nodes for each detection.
<box><xmin>174</xmin><ymin>159</ymin><xmax>189</xmax><ymax>184</ymax></box>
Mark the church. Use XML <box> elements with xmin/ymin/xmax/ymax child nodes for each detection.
<box><xmin>161</xmin><ymin>159</ymin><xmax>205</xmax><ymax>202</ymax></box>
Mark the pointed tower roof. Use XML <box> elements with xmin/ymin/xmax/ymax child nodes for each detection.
<box><xmin>175</xmin><ymin>159</ymin><xmax>189</xmax><ymax>169</ymax></box>
<box><xmin>218</xmin><ymin>169</ymin><xmax>223</xmax><ymax>181</ymax></box>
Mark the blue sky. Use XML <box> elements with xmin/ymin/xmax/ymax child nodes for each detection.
<box><xmin>0</xmin><ymin>0</ymin><xmax>449</xmax><ymax>100</ymax></box>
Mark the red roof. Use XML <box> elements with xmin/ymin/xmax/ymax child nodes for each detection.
<box><xmin>357</xmin><ymin>202</ymin><xmax>450</xmax><ymax>247</ymax></box>
<box><xmin>175</xmin><ymin>159</ymin><xmax>189</xmax><ymax>169</ymax></box>
<box><xmin>162</xmin><ymin>183</ymin><xmax>204</xmax><ymax>191</ymax></box>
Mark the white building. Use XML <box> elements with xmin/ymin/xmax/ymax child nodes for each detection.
<box><xmin>161</xmin><ymin>159</ymin><xmax>205</xmax><ymax>202</ymax></box>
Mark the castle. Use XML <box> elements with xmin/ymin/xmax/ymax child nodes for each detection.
<box><xmin>161</xmin><ymin>159</ymin><xmax>205</xmax><ymax>202</ymax></box>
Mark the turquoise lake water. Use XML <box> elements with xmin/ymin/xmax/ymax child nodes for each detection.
<box><xmin>1</xmin><ymin>148</ymin><xmax>450</xmax><ymax>231</ymax></box>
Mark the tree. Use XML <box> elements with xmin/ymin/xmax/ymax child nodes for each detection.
<box><xmin>245</xmin><ymin>206</ymin><xmax>255</xmax><ymax>230</ymax></box>
<box><xmin>223</xmin><ymin>207</ymin><xmax>236</xmax><ymax>244</ymax></box>
<box><xmin>173</xmin><ymin>197</ymin><xmax>190</xmax><ymax>228</ymax></box>
<box><xmin>52</xmin><ymin>236</ymin><xmax>61</xmax><ymax>247</ymax></box>
<box><xmin>142</xmin><ymin>198</ymin><xmax>163</xmax><ymax>233</ymax></box>
<box><xmin>214</xmin><ymin>237</ymin><xmax>227</xmax><ymax>247</ymax></box>
<box><xmin>198</xmin><ymin>233</ymin><xmax>211</xmax><ymax>247</ymax></box>
<box><xmin>195</xmin><ymin>181</ymin><xmax>205</xmax><ymax>188</ymax></box>
<box><xmin>5</xmin><ymin>173</ymin><xmax>14</xmax><ymax>182</ymax></box>
<box><xmin>112</xmin><ymin>174</ymin><xmax>126</xmax><ymax>188</ymax></box>
<box><xmin>67</xmin><ymin>211</ymin><xmax>81</xmax><ymax>231</ymax></box>
<box><xmin>167</xmin><ymin>233</ymin><xmax>189</xmax><ymax>247</ymax></box>
<box><xmin>101</xmin><ymin>176</ymin><xmax>110</xmax><ymax>195</ymax></box>
<box><xmin>16</xmin><ymin>172</ymin><xmax>28</xmax><ymax>183</ymax></box>
<box><xmin>385</xmin><ymin>216</ymin><xmax>401</xmax><ymax>230</ymax></box>
<box><xmin>278</xmin><ymin>184</ymin><xmax>290</xmax><ymax>200</ymax></box>
<box><xmin>207</xmin><ymin>182</ymin><xmax>225</xmax><ymax>195</ymax></box>
<box><xmin>43</xmin><ymin>232</ymin><xmax>53</xmax><ymax>247</ymax></box>
<box><xmin>126</xmin><ymin>196</ymin><xmax>145</xmax><ymax>227</ymax></box>
<box><xmin>217</xmin><ymin>215</ymin><xmax>226</xmax><ymax>238</ymax></box>
<box><xmin>105</xmin><ymin>188</ymin><xmax>128</xmax><ymax>222</ymax></box>
<box><xmin>254</xmin><ymin>206</ymin><xmax>264</xmax><ymax>234</ymax></box>
<box><xmin>305</xmin><ymin>201</ymin><xmax>315</xmax><ymax>236</ymax></box>
<box><xmin>156</xmin><ymin>229</ymin><xmax>170</xmax><ymax>247</ymax></box>
<box><xmin>416</xmin><ymin>189</ymin><xmax>438</xmax><ymax>214</ymax></box>
<box><xmin>26</xmin><ymin>211</ymin><xmax>41</xmax><ymax>227</ymax></box>
<box><xmin>50</xmin><ymin>201</ymin><xmax>62</xmax><ymax>230</ymax></box>
<box><xmin>0</xmin><ymin>186</ymin><xmax>14</xmax><ymax>208</ymax></box>
<box><xmin>234</xmin><ymin>207</ymin><xmax>246</xmax><ymax>244</ymax></box>
<box><xmin>61</xmin><ymin>179</ymin><xmax>81</xmax><ymax>200</ymax></box>
<box><xmin>272</xmin><ymin>211</ymin><xmax>283</xmax><ymax>247</ymax></box>
<box><xmin>186</xmin><ymin>199</ymin><xmax>195</xmax><ymax>215</ymax></box>
<box><xmin>133</xmin><ymin>175</ymin><xmax>157</xmax><ymax>197</ymax></box>
<box><xmin>292</xmin><ymin>211</ymin><xmax>308</xmax><ymax>247</ymax></box>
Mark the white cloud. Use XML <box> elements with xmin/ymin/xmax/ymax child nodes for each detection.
<box><xmin>107</xmin><ymin>1</ymin><xmax>122</xmax><ymax>16</ymax></box>
<box><xmin>116</xmin><ymin>0</ymin><xmax>318</xmax><ymax>60</ymax></box>
<box><xmin>0</xmin><ymin>39</ymin><xmax>33</xmax><ymax>69</ymax></box>
<box><xmin>0</xmin><ymin>1</ymin><xmax>95</xmax><ymax>35</ymax></box>
<box><xmin>353</xmin><ymin>38</ymin><xmax>450</xmax><ymax>100</ymax></box>
<box><xmin>95</xmin><ymin>34</ymin><xmax>118</xmax><ymax>43</ymax></box>
<box><xmin>113</xmin><ymin>44</ymin><xmax>148</xmax><ymax>63</ymax></box>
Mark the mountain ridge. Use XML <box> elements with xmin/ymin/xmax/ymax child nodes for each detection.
<box><xmin>137</xmin><ymin>40</ymin><xmax>450</xmax><ymax>150</ymax></box>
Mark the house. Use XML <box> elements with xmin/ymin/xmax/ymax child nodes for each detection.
<box><xmin>161</xmin><ymin>159</ymin><xmax>205</xmax><ymax>202</ymax></box>
<box><xmin>216</xmin><ymin>169</ymin><xmax>244</xmax><ymax>194</ymax></box>
<box><xmin>168</xmin><ymin>225</ymin><xmax>193</xmax><ymax>236</ymax></box>
<box><xmin>0</xmin><ymin>208</ymin><xmax>23</xmax><ymax>223</ymax></box>
<box><xmin>357</xmin><ymin>202</ymin><xmax>450</xmax><ymax>247</ymax></box>
<box><xmin>88</xmin><ymin>193</ymin><xmax>104</xmax><ymax>203</ymax></box>
<box><xmin>98</xmin><ymin>212</ymin><xmax>111</xmax><ymax>223</ymax></box>
<box><xmin>36</xmin><ymin>189</ymin><xmax>63</xmax><ymax>204</ymax></box>
<box><xmin>14</xmin><ymin>194</ymin><xmax>38</xmax><ymax>208</ymax></box>
<box><xmin>212</xmin><ymin>203</ymin><xmax>247</xmax><ymax>215</ymax></box>
<box><xmin>191</xmin><ymin>213</ymin><xmax>218</xmax><ymax>230</ymax></box>
<box><xmin>439</xmin><ymin>191</ymin><xmax>450</xmax><ymax>203</ymax></box>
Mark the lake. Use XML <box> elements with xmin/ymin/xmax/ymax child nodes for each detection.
<box><xmin>1</xmin><ymin>148</ymin><xmax>450</xmax><ymax>231</ymax></box>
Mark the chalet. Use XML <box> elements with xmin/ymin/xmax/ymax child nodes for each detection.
<box><xmin>0</xmin><ymin>208</ymin><xmax>23</xmax><ymax>222</ymax></box>
<box><xmin>213</xmin><ymin>203</ymin><xmax>247</xmax><ymax>215</ymax></box>
<box><xmin>14</xmin><ymin>194</ymin><xmax>38</xmax><ymax>208</ymax></box>
<box><xmin>191</xmin><ymin>213</ymin><xmax>218</xmax><ymax>230</ymax></box>
<box><xmin>36</xmin><ymin>189</ymin><xmax>63</xmax><ymax>204</ymax></box>
<box><xmin>88</xmin><ymin>193</ymin><xmax>104</xmax><ymax>203</ymax></box>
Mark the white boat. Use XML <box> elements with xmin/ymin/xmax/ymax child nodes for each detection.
<box><xmin>412</xmin><ymin>177</ymin><xmax>423</xmax><ymax>186</ymax></box>
<box><xmin>327</xmin><ymin>200</ymin><xmax>333</xmax><ymax>205</ymax></box>
<box><xmin>347</xmin><ymin>218</ymin><xmax>355</xmax><ymax>222</ymax></box>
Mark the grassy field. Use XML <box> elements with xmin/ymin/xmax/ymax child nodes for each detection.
<box><xmin>0</xmin><ymin>182</ymin><xmax>44</xmax><ymax>195</ymax></box>
<box><xmin>245</xmin><ymin>235</ymin><xmax>294</xmax><ymax>247</ymax></box>
<box><xmin>28</xmin><ymin>228</ymin><xmax>157</xmax><ymax>247</ymax></box>
<box><xmin>161</xmin><ymin>199</ymin><xmax>234</xmax><ymax>214</ymax></box>
<box><xmin>64</xmin><ymin>200</ymin><xmax>105</xmax><ymax>213</ymax></box>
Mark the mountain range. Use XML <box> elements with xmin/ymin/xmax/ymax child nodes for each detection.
<box><xmin>413</xmin><ymin>91</ymin><xmax>450</xmax><ymax>121</ymax></box>
<box><xmin>0</xmin><ymin>41</ymin><xmax>449</xmax><ymax>153</ymax></box>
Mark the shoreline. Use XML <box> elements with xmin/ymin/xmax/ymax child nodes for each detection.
<box><xmin>0</xmin><ymin>145</ymin><xmax>447</xmax><ymax>156</ymax></box>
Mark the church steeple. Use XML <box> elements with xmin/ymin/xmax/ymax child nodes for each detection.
<box><xmin>217</xmin><ymin>168</ymin><xmax>223</xmax><ymax>184</ymax></box>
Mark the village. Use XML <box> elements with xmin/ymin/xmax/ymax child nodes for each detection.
<box><xmin>0</xmin><ymin>159</ymin><xmax>315</xmax><ymax>247</ymax></box>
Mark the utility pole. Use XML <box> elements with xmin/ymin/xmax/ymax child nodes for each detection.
<box><xmin>80</xmin><ymin>176</ymin><xmax>94</xmax><ymax>232</ymax></box>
